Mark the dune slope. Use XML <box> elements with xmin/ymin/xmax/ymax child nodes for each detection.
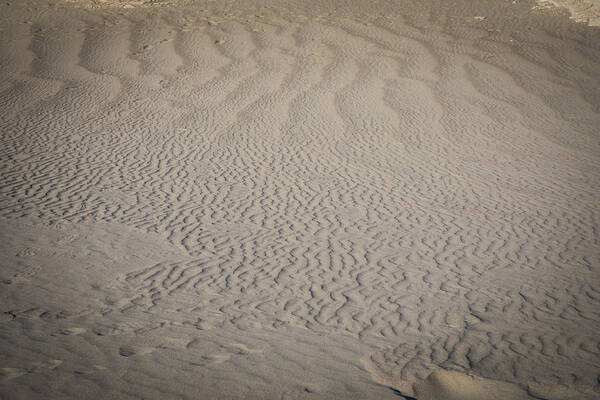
<box><xmin>1</xmin><ymin>0</ymin><xmax>599</xmax><ymax>399</ymax></box>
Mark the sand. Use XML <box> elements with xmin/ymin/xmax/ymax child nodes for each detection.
<box><xmin>536</xmin><ymin>0</ymin><xmax>600</xmax><ymax>26</ymax></box>
<box><xmin>1</xmin><ymin>0</ymin><xmax>599</xmax><ymax>399</ymax></box>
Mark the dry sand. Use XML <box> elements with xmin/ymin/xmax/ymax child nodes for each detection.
<box><xmin>536</xmin><ymin>0</ymin><xmax>600</xmax><ymax>26</ymax></box>
<box><xmin>1</xmin><ymin>0</ymin><xmax>599</xmax><ymax>399</ymax></box>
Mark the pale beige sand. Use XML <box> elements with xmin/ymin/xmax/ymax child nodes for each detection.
<box><xmin>1</xmin><ymin>0</ymin><xmax>599</xmax><ymax>399</ymax></box>
<box><xmin>536</xmin><ymin>0</ymin><xmax>600</xmax><ymax>26</ymax></box>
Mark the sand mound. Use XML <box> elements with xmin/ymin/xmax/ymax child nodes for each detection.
<box><xmin>401</xmin><ymin>369</ymin><xmax>600</xmax><ymax>400</ymax></box>
<box><xmin>413</xmin><ymin>370</ymin><xmax>530</xmax><ymax>400</ymax></box>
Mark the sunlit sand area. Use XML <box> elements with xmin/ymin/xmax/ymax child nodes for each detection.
<box><xmin>1</xmin><ymin>0</ymin><xmax>599</xmax><ymax>398</ymax></box>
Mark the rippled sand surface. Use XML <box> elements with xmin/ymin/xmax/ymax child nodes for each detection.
<box><xmin>1</xmin><ymin>0</ymin><xmax>599</xmax><ymax>399</ymax></box>
<box><xmin>537</xmin><ymin>0</ymin><xmax>600</xmax><ymax>26</ymax></box>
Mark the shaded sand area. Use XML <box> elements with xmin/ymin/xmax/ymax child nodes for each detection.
<box><xmin>1</xmin><ymin>0</ymin><xmax>600</xmax><ymax>398</ymax></box>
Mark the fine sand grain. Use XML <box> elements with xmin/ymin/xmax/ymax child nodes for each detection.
<box><xmin>1</xmin><ymin>0</ymin><xmax>599</xmax><ymax>399</ymax></box>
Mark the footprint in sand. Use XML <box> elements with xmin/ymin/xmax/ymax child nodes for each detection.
<box><xmin>16</xmin><ymin>247</ymin><xmax>38</xmax><ymax>257</ymax></box>
<box><xmin>1</xmin><ymin>308</ymin><xmax>52</xmax><ymax>321</ymax></box>
<box><xmin>32</xmin><ymin>359</ymin><xmax>62</xmax><ymax>370</ymax></box>
<box><xmin>12</xmin><ymin>264</ymin><xmax>42</xmax><ymax>281</ymax></box>
<box><xmin>0</xmin><ymin>312</ymin><xmax>16</xmax><ymax>323</ymax></box>
<box><xmin>53</xmin><ymin>327</ymin><xmax>86</xmax><ymax>336</ymax></box>
<box><xmin>190</xmin><ymin>354</ymin><xmax>231</xmax><ymax>366</ymax></box>
<box><xmin>56</xmin><ymin>234</ymin><xmax>80</xmax><ymax>244</ymax></box>
<box><xmin>187</xmin><ymin>344</ymin><xmax>262</xmax><ymax>367</ymax></box>
<box><xmin>0</xmin><ymin>367</ymin><xmax>28</xmax><ymax>381</ymax></box>
<box><xmin>221</xmin><ymin>343</ymin><xmax>262</xmax><ymax>355</ymax></box>
<box><xmin>3</xmin><ymin>308</ymin><xmax>43</xmax><ymax>320</ymax></box>
<box><xmin>119</xmin><ymin>345</ymin><xmax>155</xmax><ymax>358</ymax></box>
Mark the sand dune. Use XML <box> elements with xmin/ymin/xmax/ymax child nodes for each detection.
<box><xmin>1</xmin><ymin>0</ymin><xmax>599</xmax><ymax>399</ymax></box>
